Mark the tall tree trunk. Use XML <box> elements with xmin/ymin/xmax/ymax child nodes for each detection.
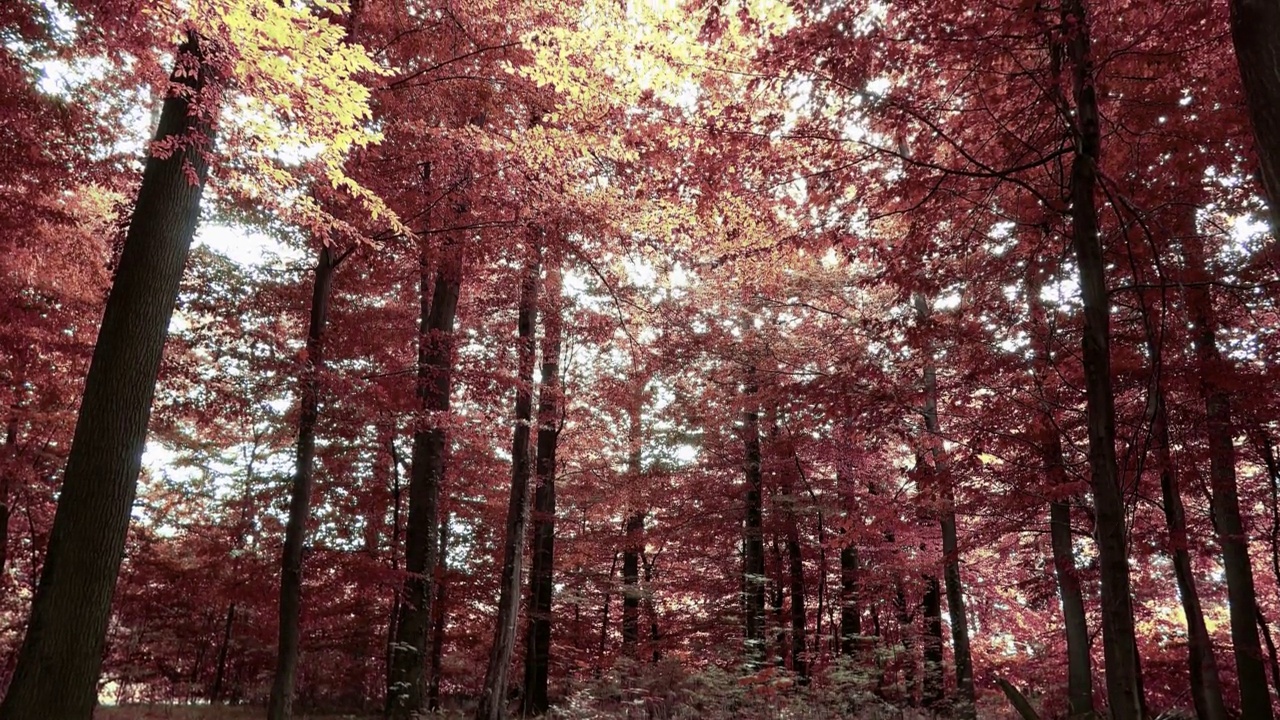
<box><xmin>475</xmin><ymin>253</ymin><xmax>539</xmax><ymax>720</ymax></box>
<box><xmin>386</xmin><ymin>234</ymin><xmax>463</xmax><ymax>718</ymax></box>
<box><xmin>523</xmin><ymin>259</ymin><xmax>562</xmax><ymax>716</ymax></box>
<box><xmin>894</xmin><ymin>583</ymin><xmax>917</xmax><ymax>705</ymax></box>
<box><xmin>920</xmin><ymin>577</ymin><xmax>944</xmax><ymax>709</ymax></box>
<box><xmin>622</xmin><ymin>381</ymin><xmax>646</xmax><ymax>657</ymax></box>
<box><xmin>1150</xmin><ymin>369</ymin><xmax>1228</xmax><ymax>720</ymax></box>
<box><xmin>268</xmin><ymin>243</ymin><xmax>338</xmax><ymax>720</ymax></box>
<box><xmin>913</xmin><ymin>295</ymin><xmax>976</xmax><ymax>719</ymax></box>
<box><xmin>0</xmin><ymin>34</ymin><xmax>218</xmax><ymax>720</ymax></box>
<box><xmin>777</xmin><ymin>445</ymin><xmax>807</xmax><ymax>681</ymax></box>
<box><xmin>839</xmin><ymin>544</ymin><xmax>861</xmax><ymax>654</ymax></box>
<box><xmin>211</xmin><ymin>603</ymin><xmax>236</xmax><ymax>702</ymax></box>
<box><xmin>1044</xmin><ymin>433</ymin><xmax>1097</xmax><ymax>719</ymax></box>
<box><xmin>1059</xmin><ymin>1</ymin><xmax>1144</xmax><ymax>716</ymax></box>
<box><xmin>742</xmin><ymin>376</ymin><xmax>767</xmax><ymax>668</ymax></box>
<box><xmin>1185</xmin><ymin>238</ymin><xmax>1274</xmax><ymax>720</ymax></box>
<box><xmin>1230</xmin><ymin>0</ymin><xmax>1280</xmax><ymax>227</ymax></box>
<box><xmin>600</xmin><ymin>552</ymin><xmax>617</xmax><ymax>660</ymax></box>
<box><xmin>643</xmin><ymin>553</ymin><xmax>661</xmax><ymax>662</ymax></box>
<box><xmin>428</xmin><ymin>518</ymin><xmax>448</xmax><ymax>711</ymax></box>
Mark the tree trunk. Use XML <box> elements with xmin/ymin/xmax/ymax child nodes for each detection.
<box><xmin>622</xmin><ymin>381</ymin><xmax>646</xmax><ymax>657</ymax></box>
<box><xmin>386</xmin><ymin>235</ymin><xmax>463</xmax><ymax>718</ymax></box>
<box><xmin>742</xmin><ymin>377</ymin><xmax>767</xmax><ymax>667</ymax></box>
<box><xmin>839</xmin><ymin>544</ymin><xmax>861</xmax><ymax>654</ymax></box>
<box><xmin>1059</xmin><ymin>1</ymin><xmax>1144</xmax><ymax>716</ymax></box>
<box><xmin>523</xmin><ymin>258</ymin><xmax>561</xmax><ymax>715</ymax></box>
<box><xmin>268</xmin><ymin>244</ymin><xmax>338</xmax><ymax>720</ymax></box>
<box><xmin>779</xmin><ymin>455</ymin><xmax>807</xmax><ymax>681</ymax></box>
<box><xmin>643</xmin><ymin>553</ymin><xmax>661</xmax><ymax>662</ymax></box>
<box><xmin>0</xmin><ymin>34</ymin><xmax>219</xmax><ymax>720</ymax></box>
<box><xmin>211</xmin><ymin>603</ymin><xmax>236</xmax><ymax>702</ymax></box>
<box><xmin>1044</xmin><ymin>434</ymin><xmax>1097</xmax><ymax>719</ymax></box>
<box><xmin>920</xmin><ymin>577</ymin><xmax>944</xmax><ymax>709</ymax></box>
<box><xmin>913</xmin><ymin>294</ymin><xmax>976</xmax><ymax>719</ymax></box>
<box><xmin>1230</xmin><ymin>0</ymin><xmax>1280</xmax><ymax>228</ymax></box>
<box><xmin>475</xmin><ymin>253</ymin><xmax>539</xmax><ymax>720</ymax></box>
<box><xmin>428</xmin><ymin>518</ymin><xmax>448</xmax><ymax>711</ymax></box>
<box><xmin>1185</xmin><ymin>238</ymin><xmax>1274</xmax><ymax>720</ymax></box>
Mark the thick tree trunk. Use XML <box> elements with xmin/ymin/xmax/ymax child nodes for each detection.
<box><xmin>1185</xmin><ymin>239</ymin><xmax>1274</xmax><ymax>720</ymax></box>
<box><xmin>742</xmin><ymin>378</ymin><xmax>767</xmax><ymax>667</ymax></box>
<box><xmin>913</xmin><ymin>295</ymin><xmax>975</xmax><ymax>719</ymax></box>
<box><xmin>1060</xmin><ymin>2</ymin><xmax>1144</xmax><ymax>716</ymax></box>
<box><xmin>1230</xmin><ymin>0</ymin><xmax>1280</xmax><ymax>226</ymax></box>
<box><xmin>475</xmin><ymin>254</ymin><xmax>539</xmax><ymax>720</ymax></box>
<box><xmin>268</xmin><ymin>244</ymin><xmax>338</xmax><ymax>720</ymax></box>
<box><xmin>920</xmin><ymin>577</ymin><xmax>944</xmax><ymax>709</ymax></box>
<box><xmin>522</xmin><ymin>260</ymin><xmax>562</xmax><ymax>716</ymax></box>
<box><xmin>386</xmin><ymin>237</ymin><xmax>463</xmax><ymax>718</ymax></box>
<box><xmin>0</xmin><ymin>34</ymin><xmax>218</xmax><ymax>720</ymax></box>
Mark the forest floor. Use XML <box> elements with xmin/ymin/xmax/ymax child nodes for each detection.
<box><xmin>99</xmin><ymin>707</ymin><xmax>370</xmax><ymax>720</ymax></box>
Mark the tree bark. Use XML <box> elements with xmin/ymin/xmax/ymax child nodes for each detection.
<box><xmin>428</xmin><ymin>518</ymin><xmax>448</xmax><ymax>712</ymax></box>
<box><xmin>621</xmin><ymin>381</ymin><xmax>646</xmax><ymax>657</ymax></box>
<box><xmin>1185</xmin><ymin>238</ymin><xmax>1274</xmax><ymax>720</ymax></box>
<box><xmin>742</xmin><ymin>376</ymin><xmax>767</xmax><ymax>668</ymax></box>
<box><xmin>913</xmin><ymin>294</ymin><xmax>975</xmax><ymax>719</ymax></box>
<box><xmin>211</xmin><ymin>603</ymin><xmax>236</xmax><ymax>702</ymax></box>
<box><xmin>523</xmin><ymin>259</ymin><xmax>562</xmax><ymax>716</ymax></box>
<box><xmin>839</xmin><ymin>544</ymin><xmax>861</xmax><ymax>654</ymax></box>
<box><xmin>386</xmin><ymin>234</ymin><xmax>463</xmax><ymax>718</ymax></box>
<box><xmin>1044</xmin><ymin>434</ymin><xmax>1097</xmax><ymax>719</ymax></box>
<box><xmin>268</xmin><ymin>243</ymin><xmax>338</xmax><ymax>720</ymax></box>
<box><xmin>920</xmin><ymin>577</ymin><xmax>944</xmax><ymax>709</ymax></box>
<box><xmin>475</xmin><ymin>253</ymin><xmax>539</xmax><ymax>720</ymax></box>
<box><xmin>1230</xmin><ymin>0</ymin><xmax>1280</xmax><ymax>229</ymax></box>
<box><xmin>0</xmin><ymin>34</ymin><xmax>219</xmax><ymax>720</ymax></box>
<box><xmin>1059</xmin><ymin>1</ymin><xmax>1145</xmax><ymax>716</ymax></box>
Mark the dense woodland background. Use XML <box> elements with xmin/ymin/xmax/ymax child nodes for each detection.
<box><xmin>3</xmin><ymin>0</ymin><xmax>1280</xmax><ymax>718</ymax></box>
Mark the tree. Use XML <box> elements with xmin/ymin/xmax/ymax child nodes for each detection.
<box><xmin>0</xmin><ymin>33</ymin><xmax>221</xmax><ymax>720</ymax></box>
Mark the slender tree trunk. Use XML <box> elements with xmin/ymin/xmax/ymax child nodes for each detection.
<box><xmin>1230</xmin><ymin>0</ymin><xmax>1280</xmax><ymax>227</ymax></box>
<box><xmin>428</xmin><ymin>518</ymin><xmax>448</xmax><ymax>711</ymax></box>
<box><xmin>622</xmin><ymin>382</ymin><xmax>646</xmax><ymax>657</ymax></box>
<box><xmin>742</xmin><ymin>376</ymin><xmax>767</xmax><ymax>667</ymax></box>
<box><xmin>1152</xmin><ymin>383</ymin><xmax>1228</xmax><ymax>720</ymax></box>
<box><xmin>268</xmin><ymin>244</ymin><xmax>338</xmax><ymax>720</ymax></box>
<box><xmin>211</xmin><ymin>603</ymin><xmax>236</xmax><ymax>702</ymax></box>
<box><xmin>1059</xmin><ymin>2</ymin><xmax>1144</xmax><ymax>716</ymax></box>
<box><xmin>894</xmin><ymin>583</ymin><xmax>917</xmax><ymax>705</ymax></box>
<box><xmin>913</xmin><ymin>295</ymin><xmax>976</xmax><ymax>719</ymax></box>
<box><xmin>1185</xmin><ymin>239</ymin><xmax>1274</xmax><ymax>720</ymax></box>
<box><xmin>1258</xmin><ymin>604</ymin><xmax>1280</xmax><ymax>697</ymax></box>
<box><xmin>0</xmin><ymin>420</ymin><xmax>14</xmax><ymax>589</ymax></box>
<box><xmin>779</xmin><ymin>456</ymin><xmax>807</xmax><ymax>681</ymax></box>
<box><xmin>600</xmin><ymin>553</ymin><xmax>618</xmax><ymax>660</ymax></box>
<box><xmin>386</xmin><ymin>234</ymin><xmax>463</xmax><ymax>718</ymax></box>
<box><xmin>1044</xmin><ymin>434</ymin><xmax>1097</xmax><ymax>718</ymax></box>
<box><xmin>475</xmin><ymin>253</ymin><xmax>539</xmax><ymax>720</ymax></box>
<box><xmin>643</xmin><ymin>553</ymin><xmax>660</xmax><ymax>662</ymax></box>
<box><xmin>839</xmin><ymin>545</ymin><xmax>861</xmax><ymax>654</ymax></box>
<box><xmin>0</xmin><ymin>34</ymin><xmax>219</xmax><ymax>720</ymax></box>
<box><xmin>523</xmin><ymin>260</ymin><xmax>562</xmax><ymax>716</ymax></box>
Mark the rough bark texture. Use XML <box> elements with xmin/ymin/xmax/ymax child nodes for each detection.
<box><xmin>742</xmin><ymin>377</ymin><xmax>766</xmax><ymax>667</ymax></box>
<box><xmin>386</xmin><ymin>236</ymin><xmax>463</xmax><ymax>719</ymax></box>
<box><xmin>1231</xmin><ymin>0</ymin><xmax>1280</xmax><ymax>227</ymax></box>
<box><xmin>522</xmin><ymin>260</ymin><xmax>562</xmax><ymax>716</ymax></box>
<box><xmin>1060</xmin><ymin>2</ymin><xmax>1144</xmax><ymax>716</ymax></box>
<box><xmin>475</xmin><ymin>254</ymin><xmax>539</xmax><ymax>720</ymax></box>
<box><xmin>268</xmin><ymin>244</ymin><xmax>337</xmax><ymax>720</ymax></box>
<box><xmin>1185</xmin><ymin>239</ymin><xmax>1273</xmax><ymax>720</ymax></box>
<box><xmin>0</xmin><ymin>34</ymin><xmax>218</xmax><ymax>720</ymax></box>
<box><xmin>920</xmin><ymin>577</ymin><xmax>944</xmax><ymax>709</ymax></box>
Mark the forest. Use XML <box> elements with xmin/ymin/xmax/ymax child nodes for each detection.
<box><xmin>3</xmin><ymin>0</ymin><xmax>1280</xmax><ymax>718</ymax></box>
